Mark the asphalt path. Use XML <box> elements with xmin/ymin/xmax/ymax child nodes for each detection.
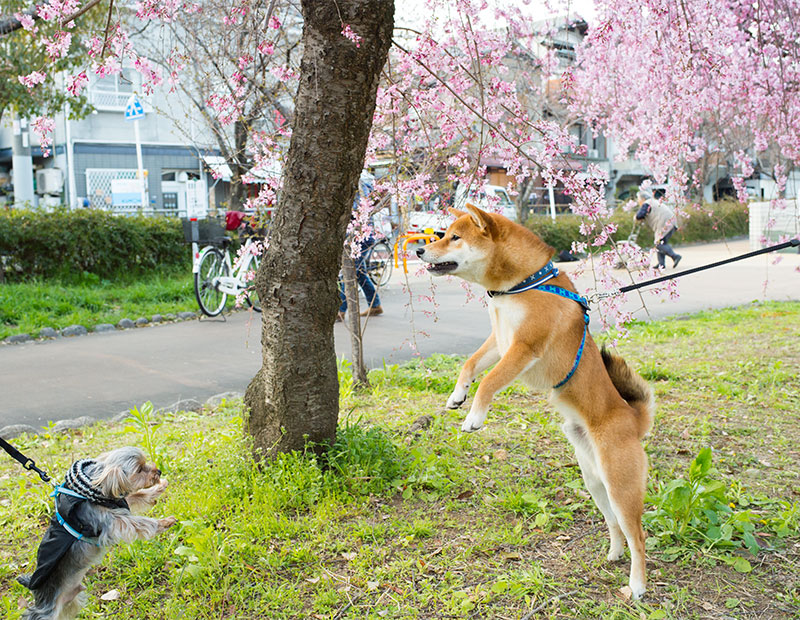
<box><xmin>1</xmin><ymin>239</ymin><xmax>798</xmax><ymax>429</ymax></box>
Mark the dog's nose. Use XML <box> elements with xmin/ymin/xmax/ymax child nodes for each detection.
<box><xmin>155</xmin><ymin>469</ymin><xmax>162</xmax><ymax>477</ymax></box>
<box><xmin>416</xmin><ymin>247</ymin><xmax>425</xmax><ymax>258</ymax></box>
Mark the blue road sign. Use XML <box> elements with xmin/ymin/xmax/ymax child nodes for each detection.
<box><xmin>124</xmin><ymin>95</ymin><xmax>145</xmax><ymax>121</ymax></box>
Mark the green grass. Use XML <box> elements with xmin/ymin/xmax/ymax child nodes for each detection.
<box><xmin>0</xmin><ymin>269</ymin><xmax>197</xmax><ymax>340</ymax></box>
<box><xmin>1</xmin><ymin>301</ymin><xmax>799</xmax><ymax>618</ymax></box>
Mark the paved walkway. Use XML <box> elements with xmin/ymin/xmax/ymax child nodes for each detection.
<box><xmin>1</xmin><ymin>239</ymin><xmax>798</xmax><ymax>429</ymax></box>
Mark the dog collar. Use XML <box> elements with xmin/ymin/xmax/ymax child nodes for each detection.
<box><xmin>486</xmin><ymin>261</ymin><xmax>559</xmax><ymax>298</ymax></box>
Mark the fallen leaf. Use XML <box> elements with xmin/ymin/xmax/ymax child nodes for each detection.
<box><xmin>342</xmin><ymin>552</ymin><xmax>357</xmax><ymax>561</ymax></box>
<box><xmin>482</xmin><ymin>455</ymin><xmax>490</xmax><ymax>463</ymax></box>
<box><xmin>100</xmin><ymin>589</ymin><xmax>120</xmax><ymax>601</ymax></box>
<box><xmin>456</xmin><ymin>490</ymin><xmax>474</xmax><ymax>500</ymax></box>
<box><xmin>618</xmin><ymin>585</ymin><xmax>632</xmax><ymax>601</ymax></box>
<box><xmin>367</xmin><ymin>581</ymin><xmax>380</xmax><ymax>591</ymax></box>
<box><xmin>305</xmin><ymin>576</ymin><xmax>320</xmax><ymax>584</ymax></box>
<box><xmin>501</xmin><ymin>552</ymin><xmax>522</xmax><ymax>561</ymax></box>
<box><xmin>701</xmin><ymin>601</ymin><xmax>714</xmax><ymax>611</ymax></box>
<box><xmin>377</xmin><ymin>611</ymin><xmax>388</xmax><ymax>617</ymax></box>
<box><xmin>494</xmin><ymin>449</ymin><xmax>508</xmax><ymax>461</ymax></box>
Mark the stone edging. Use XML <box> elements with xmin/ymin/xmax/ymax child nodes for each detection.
<box><xmin>0</xmin><ymin>391</ymin><xmax>243</xmax><ymax>440</ymax></box>
<box><xmin>2</xmin><ymin>312</ymin><xmax>200</xmax><ymax>346</ymax></box>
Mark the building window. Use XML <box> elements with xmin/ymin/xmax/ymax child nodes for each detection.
<box><xmin>88</xmin><ymin>69</ymin><xmax>135</xmax><ymax>110</ymax></box>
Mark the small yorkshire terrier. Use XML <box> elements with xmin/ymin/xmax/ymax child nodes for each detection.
<box><xmin>18</xmin><ymin>447</ymin><xmax>177</xmax><ymax>620</ymax></box>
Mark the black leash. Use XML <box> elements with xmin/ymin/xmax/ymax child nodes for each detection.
<box><xmin>594</xmin><ymin>239</ymin><xmax>799</xmax><ymax>300</ymax></box>
<box><xmin>0</xmin><ymin>436</ymin><xmax>51</xmax><ymax>483</ymax></box>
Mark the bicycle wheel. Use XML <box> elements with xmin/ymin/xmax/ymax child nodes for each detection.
<box><xmin>366</xmin><ymin>241</ymin><xmax>393</xmax><ymax>287</ymax></box>
<box><xmin>194</xmin><ymin>248</ymin><xmax>230</xmax><ymax>316</ymax></box>
<box><xmin>244</xmin><ymin>255</ymin><xmax>262</xmax><ymax>312</ymax></box>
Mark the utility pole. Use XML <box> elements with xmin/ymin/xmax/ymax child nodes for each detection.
<box><xmin>11</xmin><ymin>114</ymin><xmax>35</xmax><ymax>207</ymax></box>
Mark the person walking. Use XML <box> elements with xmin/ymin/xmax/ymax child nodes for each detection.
<box><xmin>337</xmin><ymin>172</ymin><xmax>383</xmax><ymax>321</ymax></box>
<box><xmin>635</xmin><ymin>190</ymin><xmax>682</xmax><ymax>269</ymax></box>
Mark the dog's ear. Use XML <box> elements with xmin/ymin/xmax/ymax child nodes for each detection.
<box><xmin>465</xmin><ymin>203</ymin><xmax>496</xmax><ymax>236</ymax></box>
<box><xmin>448</xmin><ymin>208</ymin><xmax>467</xmax><ymax>218</ymax></box>
<box><xmin>92</xmin><ymin>464</ymin><xmax>129</xmax><ymax>498</ymax></box>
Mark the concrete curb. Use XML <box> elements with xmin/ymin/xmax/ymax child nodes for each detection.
<box><xmin>2</xmin><ymin>312</ymin><xmax>200</xmax><ymax>346</ymax></box>
<box><xmin>0</xmin><ymin>392</ymin><xmax>244</xmax><ymax>440</ymax></box>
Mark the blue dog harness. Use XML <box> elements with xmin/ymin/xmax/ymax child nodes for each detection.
<box><xmin>486</xmin><ymin>261</ymin><xmax>591</xmax><ymax>388</ymax></box>
<box><xmin>51</xmin><ymin>485</ymin><xmax>102</xmax><ymax>546</ymax></box>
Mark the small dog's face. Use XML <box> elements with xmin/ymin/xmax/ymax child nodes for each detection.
<box><xmin>91</xmin><ymin>447</ymin><xmax>161</xmax><ymax>498</ymax></box>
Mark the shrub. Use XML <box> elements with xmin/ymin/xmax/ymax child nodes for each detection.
<box><xmin>0</xmin><ymin>207</ymin><xmax>188</xmax><ymax>282</ymax></box>
<box><xmin>524</xmin><ymin>200</ymin><xmax>749</xmax><ymax>253</ymax></box>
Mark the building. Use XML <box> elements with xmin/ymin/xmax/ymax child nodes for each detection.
<box><xmin>0</xmin><ymin>67</ymin><xmax>232</xmax><ymax>217</ymax></box>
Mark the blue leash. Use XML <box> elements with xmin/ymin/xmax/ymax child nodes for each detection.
<box><xmin>487</xmin><ymin>261</ymin><xmax>591</xmax><ymax>388</ymax></box>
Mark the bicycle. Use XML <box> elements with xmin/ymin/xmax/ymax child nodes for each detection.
<box><xmin>184</xmin><ymin>218</ymin><xmax>264</xmax><ymax>317</ymax></box>
<box><xmin>363</xmin><ymin>237</ymin><xmax>393</xmax><ymax>288</ymax></box>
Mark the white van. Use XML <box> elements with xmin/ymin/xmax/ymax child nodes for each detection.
<box><xmin>406</xmin><ymin>183</ymin><xmax>517</xmax><ymax>237</ymax></box>
<box><xmin>454</xmin><ymin>183</ymin><xmax>517</xmax><ymax>221</ymax></box>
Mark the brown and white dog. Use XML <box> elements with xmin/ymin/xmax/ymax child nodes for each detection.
<box><xmin>417</xmin><ymin>205</ymin><xmax>655</xmax><ymax>599</ymax></box>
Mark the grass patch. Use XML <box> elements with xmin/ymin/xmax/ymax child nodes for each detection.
<box><xmin>1</xmin><ymin>301</ymin><xmax>799</xmax><ymax>618</ymax></box>
<box><xmin>0</xmin><ymin>269</ymin><xmax>196</xmax><ymax>340</ymax></box>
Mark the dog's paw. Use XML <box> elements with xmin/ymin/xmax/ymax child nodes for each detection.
<box><xmin>157</xmin><ymin>516</ymin><xmax>178</xmax><ymax>532</ymax></box>
<box><xmin>629</xmin><ymin>580</ymin><xmax>646</xmax><ymax>600</ymax></box>
<box><xmin>446</xmin><ymin>393</ymin><xmax>466</xmax><ymax>410</ymax></box>
<box><xmin>461</xmin><ymin>411</ymin><xmax>486</xmax><ymax>432</ymax></box>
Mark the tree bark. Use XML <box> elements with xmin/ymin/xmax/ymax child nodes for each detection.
<box><xmin>245</xmin><ymin>0</ymin><xmax>393</xmax><ymax>459</ymax></box>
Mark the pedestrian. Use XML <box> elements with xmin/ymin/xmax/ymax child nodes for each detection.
<box><xmin>337</xmin><ymin>172</ymin><xmax>383</xmax><ymax>321</ymax></box>
<box><xmin>635</xmin><ymin>190</ymin><xmax>682</xmax><ymax>269</ymax></box>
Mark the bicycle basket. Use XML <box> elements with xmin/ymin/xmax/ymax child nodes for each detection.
<box><xmin>182</xmin><ymin>218</ymin><xmax>227</xmax><ymax>244</ymax></box>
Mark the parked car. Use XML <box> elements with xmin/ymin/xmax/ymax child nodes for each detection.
<box><xmin>406</xmin><ymin>184</ymin><xmax>517</xmax><ymax>237</ymax></box>
<box><xmin>455</xmin><ymin>183</ymin><xmax>516</xmax><ymax>220</ymax></box>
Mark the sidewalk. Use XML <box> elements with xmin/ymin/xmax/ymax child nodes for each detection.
<box><xmin>1</xmin><ymin>239</ymin><xmax>798</xmax><ymax>429</ymax></box>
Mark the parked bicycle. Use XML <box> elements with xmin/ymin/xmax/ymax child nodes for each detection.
<box><xmin>184</xmin><ymin>216</ymin><xmax>264</xmax><ymax>317</ymax></box>
<box><xmin>363</xmin><ymin>237</ymin><xmax>393</xmax><ymax>288</ymax></box>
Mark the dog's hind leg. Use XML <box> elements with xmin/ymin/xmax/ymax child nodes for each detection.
<box><xmin>562</xmin><ymin>422</ymin><xmax>625</xmax><ymax>562</ymax></box>
<box><xmin>595</xmin><ymin>427</ymin><xmax>648</xmax><ymax>599</ymax></box>
<box><xmin>447</xmin><ymin>333</ymin><xmax>499</xmax><ymax>409</ymax></box>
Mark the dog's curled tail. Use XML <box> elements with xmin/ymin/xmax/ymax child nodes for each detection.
<box><xmin>601</xmin><ymin>347</ymin><xmax>655</xmax><ymax>438</ymax></box>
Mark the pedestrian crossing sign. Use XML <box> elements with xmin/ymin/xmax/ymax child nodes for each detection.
<box><xmin>124</xmin><ymin>95</ymin><xmax>145</xmax><ymax>121</ymax></box>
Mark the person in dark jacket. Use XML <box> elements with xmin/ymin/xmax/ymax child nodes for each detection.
<box><xmin>635</xmin><ymin>191</ymin><xmax>682</xmax><ymax>269</ymax></box>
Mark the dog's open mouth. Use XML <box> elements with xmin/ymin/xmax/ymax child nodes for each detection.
<box><xmin>426</xmin><ymin>261</ymin><xmax>458</xmax><ymax>274</ymax></box>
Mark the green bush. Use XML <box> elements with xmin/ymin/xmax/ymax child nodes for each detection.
<box><xmin>525</xmin><ymin>200</ymin><xmax>749</xmax><ymax>253</ymax></box>
<box><xmin>0</xmin><ymin>207</ymin><xmax>188</xmax><ymax>282</ymax></box>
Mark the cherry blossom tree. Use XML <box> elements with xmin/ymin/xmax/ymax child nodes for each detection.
<box><xmin>22</xmin><ymin>0</ymin><xmax>798</xmax><ymax>454</ymax></box>
<box><xmin>572</xmin><ymin>0</ymin><xmax>800</xmax><ymax>204</ymax></box>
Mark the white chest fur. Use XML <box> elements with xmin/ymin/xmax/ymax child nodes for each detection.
<box><xmin>488</xmin><ymin>295</ymin><xmax>528</xmax><ymax>354</ymax></box>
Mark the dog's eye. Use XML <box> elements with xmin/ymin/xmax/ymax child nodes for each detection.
<box><xmin>451</xmin><ymin>234</ymin><xmax>460</xmax><ymax>241</ymax></box>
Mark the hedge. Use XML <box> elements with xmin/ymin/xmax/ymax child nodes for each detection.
<box><xmin>525</xmin><ymin>200</ymin><xmax>749</xmax><ymax>253</ymax></box>
<box><xmin>0</xmin><ymin>208</ymin><xmax>189</xmax><ymax>282</ymax></box>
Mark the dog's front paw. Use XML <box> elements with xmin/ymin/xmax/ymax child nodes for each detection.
<box><xmin>446</xmin><ymin>391</ymin><xmax>467</xmax><ymax>410</ymax></box>
<box><xmin>157</xmin><ymin>516</ymin><xmax>178</xmax><ymax>532</ymax></box>
<box><xmin>461</xmin><ymin>411</ymin><xmax>486</xmax><ymax>432</ymax></box>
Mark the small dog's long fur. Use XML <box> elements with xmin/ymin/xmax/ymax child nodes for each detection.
<box><xmin>19</xmin><ymin>447</ymin><xmax>176</xmax><ymax>620</ymax></box>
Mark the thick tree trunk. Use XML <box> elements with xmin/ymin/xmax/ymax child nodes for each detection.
<box><xmin>245</xmin><ymin>0</ymin><xmax>393</xmax><ymax>459</ymax></box>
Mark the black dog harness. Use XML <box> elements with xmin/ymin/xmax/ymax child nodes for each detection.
<box><xmin>486</xmin><ymin>261</ymin><xmax>591</xmax><ymax>388</ymax></box>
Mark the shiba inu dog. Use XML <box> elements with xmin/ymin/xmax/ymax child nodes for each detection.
<box><xmin>417</xmin><ymin>205</ymin><xmax>655</xmax><ymax>599</ymax></box>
